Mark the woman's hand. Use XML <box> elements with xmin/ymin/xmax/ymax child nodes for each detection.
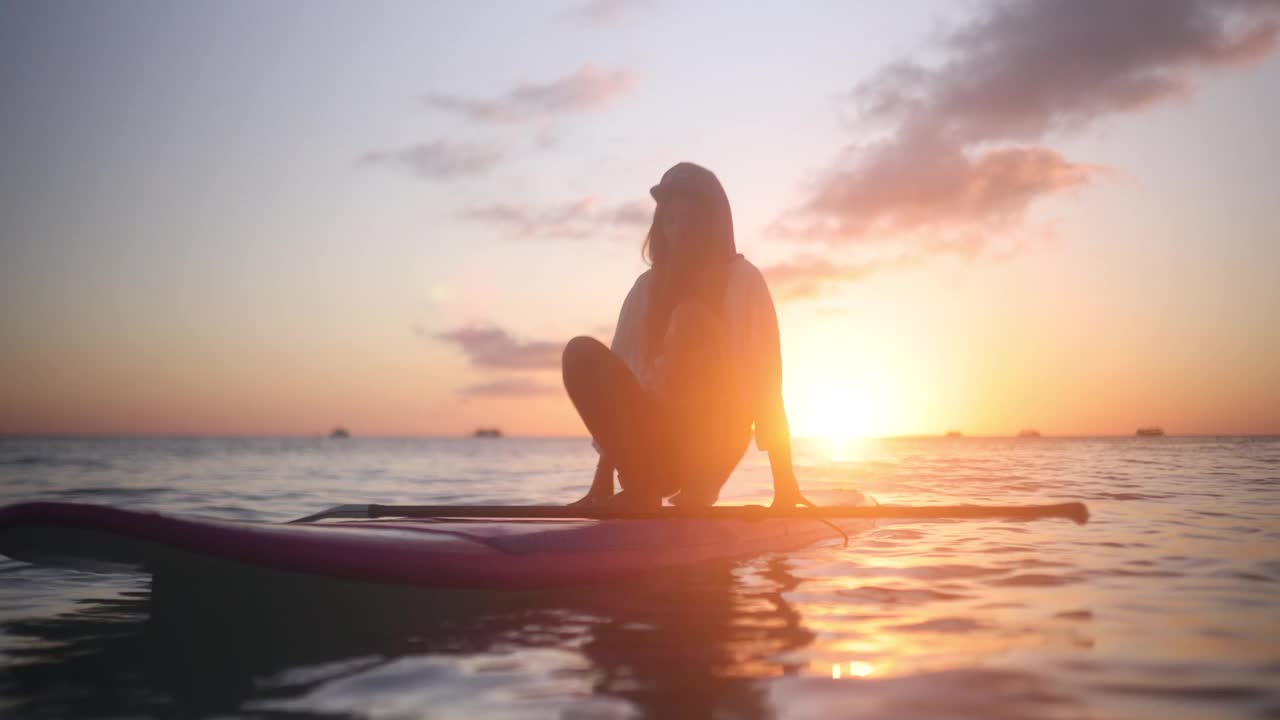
<box><xmin>767</xmin><ymin>434</ymin><xmax>815</xmax><ymax>509</ymax></box>
<box><xmin>770</xmin><ymin>471</ymin><xmax>815</xmax><ymax>509</ymax></box>
<box><xmin>770</xmin><ymin>483</ymin><xmax>815</xmax><ymax>509</ymax></box>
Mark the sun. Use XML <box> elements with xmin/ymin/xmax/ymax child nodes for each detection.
<box><xmin>803</xmin><ymin>397</ymin><xmax>878</xmax><ymax>443</ymax></box>
<box><xmin>786</xmin><ymin>375</ymin><xmax>884</xmax><ymax>450</ymax></box>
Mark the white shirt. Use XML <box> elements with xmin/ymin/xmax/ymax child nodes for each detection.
<box><xmin>609</xmin><ymin>254</ymin><xmax>786</xmax><ymax>452</ymax></box>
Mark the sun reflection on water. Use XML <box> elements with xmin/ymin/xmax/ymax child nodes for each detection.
<box><xmin>822</xmin><ymin>435</ymin><xmax>871</xmax><ymax>463</ymax></box>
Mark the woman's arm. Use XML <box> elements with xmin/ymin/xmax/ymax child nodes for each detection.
<box><xmin>747</xmin><ymin>266</ymin><xmax>812</xmax><ymax>508</ymax></box>
<box><xmin>763</xmin><ymin>398</ymin><xmax>813</xmax><ymax>509</ymax></box>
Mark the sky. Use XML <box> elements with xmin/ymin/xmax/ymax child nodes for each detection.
<box><xmin>1</xmin><ymin>0</ymin><xmax>1278</xmax><ymax>438</ymax></box>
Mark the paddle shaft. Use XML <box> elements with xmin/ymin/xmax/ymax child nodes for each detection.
<box><xmin>363</xmin><ymin>502</ymin><xmax>1089</xmax><ymax>524</ymax></box>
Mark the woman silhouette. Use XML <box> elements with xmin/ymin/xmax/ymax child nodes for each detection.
<box><xmin>562</xmin><ymin>162</ymin><xmax>812</xmax><ymax>509</ymax></box>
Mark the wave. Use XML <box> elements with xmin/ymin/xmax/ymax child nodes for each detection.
<box><xmin>0</xmin><ymin>455</ymin><xmax>113</xmax><ymax>470</ymax></box>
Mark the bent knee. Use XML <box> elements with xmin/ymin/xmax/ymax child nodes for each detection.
<box><xmin>562</xmin><ymin>335</ymin><xmax>607</xmax><ymax>376</ymax></box>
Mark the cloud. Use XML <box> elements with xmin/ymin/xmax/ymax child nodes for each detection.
<box><xmin>788</xmin><ymin>140</ymin><xmax>1103</xmax><ymax>242</ymax></box>
<box><xmin>460</xmin><ymin>197</ymin><xmax>651</xmax><ymax>239</ymax></box>
<box><xmin>780</xmin><ymin>0</ymin><xmax>1280</xmax><ymax>248</ymax></box>
<box><xmin>564</xmin><ymin>0</ymin><xmax>656</xmax><ymax>26</ymax></box>
<box><xmin>424</xmin><ymin>64</ymin><xmax>636</xmax><ymax>124</ymax></box>
<box><xmin>853</xmin><ymin>0</ymin><xmax>1280</xmax><ymax>145</ymax></box>
<box><xmin>459</xmin><ymin>378</ymin><xmax>559</xmax><ymax>397</ymax></box>
<box><xmin>761</xmin><ymin>255</ymin><xmax>914</xmax><ymax>300</ymax></box>
<box><xmin>763</xmin><ymin>220</ymin><xmax>1056</xmax><ymax>301</ymax></box>
<box><xmin>357</xmin><ymin>141</ymin><xmax>504</xmax><ymax>179</ymax></box>
<box><xmin>434</xmin><ymin>326</ymin><xmax>562</xmax><ymax>370</ymax></box>
<box><xmin>533</xmin><ymin>126</ymin><xmax>561</xmax><ymax>150</ymax></box>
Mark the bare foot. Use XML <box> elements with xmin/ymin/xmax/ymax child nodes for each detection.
<box><xmin>604</xmin><ymin>489</ymin><xmax>662</xmax><ymax>510</ymax></box>
<box><xmin>568</xmin><ymin>490</ymin><xmax>614</xmax><ymax>508</ymax></box>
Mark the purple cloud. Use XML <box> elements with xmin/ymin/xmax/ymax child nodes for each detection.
<box><xmin>778</xmin><ymin>0</ymin><xmax>1280</xmax><ymax>254</ymax></box>
<box><xmin>853</xmin><ymin>0</ymin><xmax>1280</xmax><ymax>146</ymax></box>
<box><xmin>459</xmin><ymin>378</ymin><xmax>559</xmax><ymax>397</ymax></box>
<box><xmin>460</xmin><ymin>197</ymin><xmax>651</xmax><ymax>239</ymax></box>
<box><xmin>434</xmin><ymin>326</ymin><xmax>562</xmax><ymax>370</ymax></box>
<box><xmin>357</xmin><ymin>141</ymin><xmax>504</xmax><ymax>179</ymax></box>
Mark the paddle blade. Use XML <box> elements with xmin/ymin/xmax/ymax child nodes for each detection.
<box><xmin>289</xmin><ymin>504</ymin><xmax>371</xmax><ymax>523</ymax></box>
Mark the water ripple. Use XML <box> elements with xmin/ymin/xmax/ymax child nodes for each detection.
<box><xmin>0</xmin><ymin>435</ymin><xmax>1276</xmax><ymax>719</ymax></box>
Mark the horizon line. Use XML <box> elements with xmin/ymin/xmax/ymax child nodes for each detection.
<box><xmin>1</xmin><ymin>431</ymin><xmax>1276</xmax><ymax>441</ymax></box>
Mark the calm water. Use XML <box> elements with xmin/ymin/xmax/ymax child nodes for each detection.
<box><xmin>0</xmin><ymin>436</ymin><xmax>1277</xmax><ymax>719</ymax></box>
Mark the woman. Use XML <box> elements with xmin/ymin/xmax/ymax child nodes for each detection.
<box><xmin>562</xmin><ymin>162</ymin><xmax>812</xmax><ymax>509</ymax></box>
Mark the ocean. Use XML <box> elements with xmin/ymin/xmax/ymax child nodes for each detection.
<box><xmin>0</xmin><ymin>435</ymin><xmax>1276</xmax><ymax>719</ymax></box>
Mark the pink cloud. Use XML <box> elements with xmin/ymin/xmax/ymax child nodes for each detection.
<box><xmin>761</xmin><ymin>255</ymin><xmax>928</xmax><ymax>300</ymax></box>
<box><xmin>785</xmin><ymin>140</ymin><xmax>1103</xmax><ymax>243</ymax></box>
<box><xmin>424</xmin><ymin>64</ymin><xmax>636</xmax><ymax>124</ymax></box>
<box><xmin>564</xmin><ymin>0</ymin><xmax>656</xmax><ymax>26</ymax></box>
<box><xmin>761</xmin><ymin>256</ymin><xmax>885</xmax><ymax>300</ymax></box>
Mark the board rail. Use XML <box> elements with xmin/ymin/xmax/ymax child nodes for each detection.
<box><xmin>290</xmin><ymin>502</ymin><xmax>1089</xmax><ymax>525</ymax></box>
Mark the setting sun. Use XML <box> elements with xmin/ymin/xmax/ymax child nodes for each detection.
<box><xmin>789</xmin><ymin>382</ymin><xmax>880</xmax><ymax>442</ymax></box>
<box><xmin>785</xmin><ymin>353</ymin><xmax>896</xmax><ymax>443</ymax></box>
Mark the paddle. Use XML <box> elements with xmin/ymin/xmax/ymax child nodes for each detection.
<box><xmin>290</xmin><ymin>501</ymin><xmax>1089</xmax><ymax>525</ymax></box>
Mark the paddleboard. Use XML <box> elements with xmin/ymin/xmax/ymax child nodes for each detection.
<box><xmin>0</xmin><ymin>500</ymin><xmax>872</xmax><ymax>590</ymax></box>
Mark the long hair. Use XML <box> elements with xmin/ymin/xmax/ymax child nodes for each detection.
<box><xmin>641</xmin><ymin>164</ymin><xmax>738</xmax><ymax>365</ymax></box>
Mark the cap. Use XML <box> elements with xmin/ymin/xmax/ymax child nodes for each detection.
<box><xmin>649</xmin><ymin>162</ymin><xmax>723</xmax><ymax>202</ymax></box>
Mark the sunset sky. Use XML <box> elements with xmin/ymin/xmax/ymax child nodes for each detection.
<box><xmin>2</xmin><ymin>0</ymin><xmax>1278</xmax><ymax>438</ymax></box>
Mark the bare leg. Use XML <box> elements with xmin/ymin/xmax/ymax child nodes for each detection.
<box><xmin>561</xmin><ymin>336</ymin><xmax>674</xmax><ymax>505</ymax></box>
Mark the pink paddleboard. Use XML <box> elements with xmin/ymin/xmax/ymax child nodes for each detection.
<box><xmin>0</xmin><ymin>501</ymin><xmax>870</xmax><ymax>590</ymax></box>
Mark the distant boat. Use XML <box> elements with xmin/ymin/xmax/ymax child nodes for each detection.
<box><xmin>329</xmin><ymin>427</ymin><xmax>350</xmax><ymax>439</ymax></box>
<box><xmin>1136</xmin><ymin>427</ymin><xmax>1165</xmax><ymax>437</ymax></box>
<box><xmin>1017</xmin><ymin>429</ymin><xmax>1041</xmax><ymax>438</ymax></box>
<box><xmin>944</xmin><ymin>430</ymin><xmax>963</xmax><ymax>438</ymax></box>
<box><xmin>473</xmin><ymin>428</ymin><xmax>502</xmax><ymax>438</ymax></box>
